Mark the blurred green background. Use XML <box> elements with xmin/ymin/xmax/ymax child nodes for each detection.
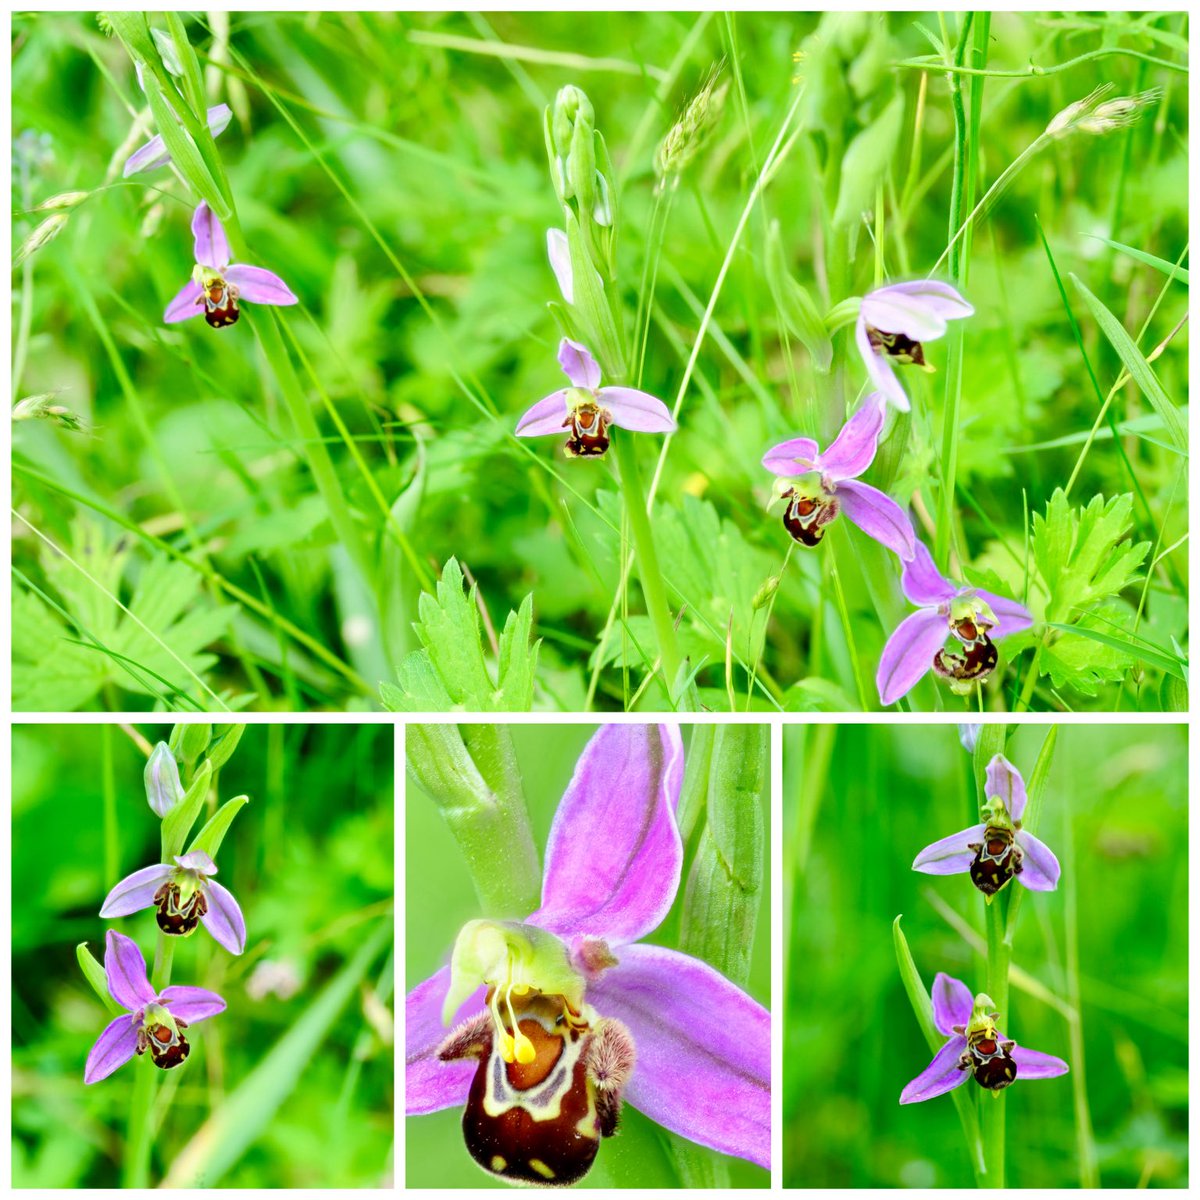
<box><xmin>783</xmin><ymin>722</ymin><xmax>1187</xmax><ymax>1187</ymax></box>
<box><xmin>11</xmin><ymin>11</ymin><xmax>1188</xmax><ymax>711</ymax></box>
<box><xmin>11</xmin><ymin>722</ymin><xmax>395</xmax><ymax>1188</ymax></box>
<box><xmin>406</xmin><ymin>723</ymin><xmax>771</xmax><ymax>1187</ymax></box>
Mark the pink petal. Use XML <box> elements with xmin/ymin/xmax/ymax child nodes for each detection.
<box><xmin>975</xmin><ymin>589</ymin><xmax>1033</xmax><ymax>639</ymax></box>
<box><xmin>901</xmin><ymin>540</ymin><xmax>957</xmax><ymax>606</ymax></box>
<box><xmin>586</xmin><ymin>943</ymin><xmax>770</xmax><ymax>1169</ymax></box>
<box><xmin>557</xmin><ymin>337</ymin><xmax>601</xmax><ymax>389</ymax></box>
<box><xmin>815</xmin><ymin>395</ymin><xmax>885</xmax><ymax>481</ymax></box>
<box><xmin>515</xmin><ymin>389</ymin><xmax>571</xmax><ymax>438</ymax></box>
<box><xmin>546</xmin><ymin>228</ymin><xmax>574</xmax><ymax>305</ymax></box>
<box><xmin>1011</xmin><ymin>1044</ymin><xmax>1069</xmax><ymax>1080</ymax></box>
<box><xmin>122</xmin><ymin>133</ymin><xmax>171</xmax><ymax>178</ymax></box>
<box><xmin>164</xmin><ymin>279</ymin><xmax>204</xmax><ymax>324</ymax></box>
<box><xmin>223</xmin><ymin>263</ymin><xmax>297</xmax><ymax>307</ymax></box>
<box><xmin>761</xmin><ymin>436</ymin><xmax>820</xmax><ymax>477</ymax></box>
<box><xmin>191</xmin><ymin>201</ymin><xmax>230</xmax><ymax>270</ymax></box>
<box><xmin>1016</xmin><ymin>831</ymin><xmax>1061</xmax><ymax>891</ymax></box>
<box><xmin>199</xmin><ymin>879</ymin><xmax>246</xmax><ymax>955</ymax></box>
<box><xmin>598</xmin><ymin>386</ymin><xmax>676</xmax><ymax>434</ymax></box>
<box><xmin>872</xmin><ymin>279</ymin><xmax>974</xmax><ymax>321</ymax></box>
<box><xmin>836</xmin><ymin>480</ymin><xmax>916</xmax><ymax>559</ymax></box>
<box><xmin>175</xmin><ymin>849</ymin><xmax>217</xmax><ymax>874</ymax></box>
<box><xmin>912</xmin><ymin>824</ymin><xmax>986</xmax><ymax>878</ymax></box>
<box><xmin>856</xmin><ymin>315</ymin><xmax>911</xmax><ymax>412</ymax></box>
<box><xmin>205</xmin><ymin>103</ymin><xmax>233</xmax><ymax>140</ymax></box>
<box><xmin>931</xmin><ymin>973</ymin><xmax>974</xmax><ymax>1036</ymax></box>
<box><xmin>84</xmin><ymin>1014</ymin><xmax>140</xmax><ymax>1084</ymax></box>
<box><xmin>160</xmin><ymin>985</ymin><xmax>226</xmax><ymax>1023</ymax></box>
<box><xmin>984</xmin><ymin>754</ymin><xmax>1027</xmax><ymax>821</ymax></box>
<box><xmin>899</xmin><ymin>1034</ymin><xmax>970</xmax><ymax>1103</ymax></box>
<box><xmin>405</xmin><ymin>966</ymin><xmax>481</xmax><ymax>1115</ymax></box>
<box><xmin>104</xmin><ymin>930</ymin><xmax>157</xmax><ymax>1011</ymax></box>
<box><xmin>876</xmin><ymin>608</ymin><xmax>949</xmax><ymax>707</ymax></box>
<box><xmin>861</xmin><ymin>284</ymin><xmax>953</xmax><ymax>341</ymax></box>
<box><xmin>99</xmin><ymin>863</ymin><xmax>174</xmax><ymax>918</ymax></box>
<box><xmin>531</xmin><ymin>725</ymin><xmax>684</xmax><ymax>946</ymax></box>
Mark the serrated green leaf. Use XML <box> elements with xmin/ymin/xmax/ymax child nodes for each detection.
<box><xmin>77</xmin><ymin>943</ymin><xmax>123</xmax><ymax>1017</ymax></box>
<box><xmin>161</xmin><ymin>759</ymin><xmax>212</xmax><ymax>860</ymax></box>
<box><xmin>1047</xmin><ymin>622</ymin><xmax>1186</xmax><ymax>679</ymax></box>
<box><xmin>495</xmin><ymin>593</ymin><xmax>538</xmax><ymax>710</ymax></box>
<box><xmin>187</xmin><ymin>795</ymin><xmax>249</xmax><ymax>861</ymax></box>
<box><xmin>1071</xmin><ymin>273</ymin><xmax>1186</xmax><ymax>450</ymax></box>
<box><xmin>1042</xmin><ymin>606</ymin><xmax>1138</xmax><ymax>695</ymax></box>
<box><xmin>833</xmin><ymin>92</ymin><xmax>903</xmax><ymax>227</ymax></box>
<box><xmin>765</xmin><ymin>221</ymin><xmax>832</xmax><ymax>371</ymax></box>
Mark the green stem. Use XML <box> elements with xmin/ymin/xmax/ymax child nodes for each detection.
<box><xmin>983</xmin><ymin>895</ymin><xmax>1010</xmax><ymax>1188</ymax></box>
<box><xmin>613</xmin><ymin>434</ymin><xmax>682</xmax><ymax>692</ymax></box>
<box><xmin>123</xmin><ymin>934</ymin><xmax>174</xmax><ymax>1188</ymax></box>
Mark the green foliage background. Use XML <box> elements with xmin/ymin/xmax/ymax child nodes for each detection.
<box><xmin>783</xmin><ymin>723</ymin><xmax>1187</xmax><ymax>1186</ymax></box>
<box><xmin>10</xmin><ymin>11</ymin><xmax>1189</xmax><ymax>712</ymax></box>
<box><xmin>11</xmin><ymin>723</ymin><xmax>395</xmax><ymax>1188</ymax></box>
<box><xmin>405</xmin><ymin>723</ymin><xmax>771</xmax><ymax>1188</ymax></box>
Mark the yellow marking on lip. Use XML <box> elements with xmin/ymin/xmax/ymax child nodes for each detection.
<box><xmin>490</xmin><ymin>1156</ymin><xmax>507</xmax><ymax>1173</ymax></box>
<box><xmin>529</xmin><ymin>1159</ymin><xmax>556</xmax><ymax>1180</ymax></box>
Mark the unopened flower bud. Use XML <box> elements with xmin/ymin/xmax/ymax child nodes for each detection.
<box><xmin>170</xmin><ymin>722</ymin><xmax>212</xmax><ymax>765</ymax></box>
<box><xmin>144</xmin><ymin>742</ymin><xmax>185</xmax><ymax>817</ymax></box>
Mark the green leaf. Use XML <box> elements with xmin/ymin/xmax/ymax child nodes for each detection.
<box><xmin>1047</xmin><ymin>622</ymin><xmax>1186</xmax><ymax>679</ymax></box>
<box><xmin>381</xmin><ymin>558</ymin><xmax>538</xmax><ymax>712</ymax></box>
<box><xmin>205</xmin><ymin>724</ymin><xmax>247</xmax><ymax>772</ymax></box>
<box><xmin>1071</xmin><ymin>273</ymin><xmax>1186</xmax><ymax>450</ymax></box>
<box><xmin>676</xmin><ymin>724</ymin><xmax>716</xmax><ymax>843</ymax></box>
<box><xmin>832</xmin><ymin>92</ymin><xmax>903</xmax><ymax>228</ymax></box>
<box><xmin>1086</xmin><ymin>237</ymin><xmax>1188</xmax><ymax>285</ymax></box>
<box><xmin>1032</xmin><ymin>490</ymin><xmax>1150</xmax><ymax>623</ymax></box>
<box><xmin>187</xmin><ymin>795</ymin><xmax>249</xmax><ymax>862</ymax></box>
<box><xmin>1042</xmin><ymin>607</ymin><xmax>1141</xmax><ymax>695</ymax></box>
<box><xmin>765</xmin><ymin>220</ymin><xmax>832</xmax><ymax>371</ymax></box>
<box><xmin>77</xmin><ymin>943</ymin><xmax>123</xmax><ymax>1017</ymax></box>
<box><xmin>160</xmin><ymin>917</ymin><xmax>392</xmax><ymax>1187</ymax></box>
<box><xmin>161</xmin><ymin>759</ymin><xmax>212</xmax><ymax>861</ymax></box>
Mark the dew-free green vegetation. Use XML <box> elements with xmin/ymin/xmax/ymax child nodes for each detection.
<box><xmin>783</xmin><ymin>723</ymin><xmax>1187</xmax><ymax>1187</ymax></box>
<box><xmin>11</xmin><ymin>12</ymin><xmax>1188</xmax><ymax>712</ymax></box>
<box><xmin>406</xmin><ymin>723</ymin><xmax>771</xmax><ymax>1188</ymax></box>
<box><xmin>11</xmin><ymin>722</ymin><xmax>394</xmax><ymax>1188</ymax></box>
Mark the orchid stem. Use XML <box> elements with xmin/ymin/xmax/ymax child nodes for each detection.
<box><xmin>613</xmin><ymin>433</ymin><xmax>683</xmax><ymax>697</ymax></box>
<box><xmin>124</xmin><ymin>933</ymin><xmax>173</xmax><ymax>1189</ymax></box>
<box><xmin>982</xmin><ymin>893</ymin><xmax>1010</xmax><ymax>1188</ymax></box>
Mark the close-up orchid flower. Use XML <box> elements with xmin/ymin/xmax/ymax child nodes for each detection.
<box><xmin>515</xmin><ymin>338</ymin><xmax>675</xmax><ymax>458</ymax></box>
<box><xmin>164</xmin><ymin>201</ymin><xmax>297</xmax><ymax>328</ymax></box>
<box><xmin>100</xmin><ymin>848</ymin><xmax>247</xmax><ymax>954</ymax></box>
<box><xmin>913</xmin><ymin>753</ymin><xmax>1061</xmax><ymax>897</ymax></box>
<box><xmin>84</xmin><ymin>930</ymin><xmax>225</xmax><ymax>1083</ymax></box>
<box><xmin>877</xmin><ymin>540</ymin><xmax>1033</xmax><ymax>706</ymax></box>
<box><xmin>855</xmin><ymin>281</ymin><xmax>974</xmax><ymax>411</ymax></box>
<box><xmin>122</xmin><ymin>103</ymin><xmax>231</xmax><ymax>177</ymax></box>
<box><xmin>407</xmin><ymin>724</ymin><xmax>770</xmax><ymax>1187</ymax></box>
<box><xmin>762</xmin><ymin>393</ymin><xmax>916</xmax><ymax>558</ymax></box>
<box><xmin>900</xmin><ymin>973</ymin><xmax>1068</xmax><ymax>1104</ymax></box>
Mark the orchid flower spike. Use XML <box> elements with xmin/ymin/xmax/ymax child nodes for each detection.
<box><xmin>100</xmin><ymin>849</ymin><xmax>246</xmax><ymax>955</ymax></box>
<box><xmin>123</xmin><ymin>104</ymin><xmax>232</xmax><ymax>177</ymax></box>
<box><xmin>913</xmin><ymin>753</ymin><xmax>1061</xmax><ymax>897</ymax></box>
<box><xmin>84</xmin><ymin>931</ymin><xmax>225</xmax><ymax>1083</ymax></box>
<box><xmin>900</xmin><ymin>973</ymin><xmax>1068</xmax><ymax>1103</ymax></box>
<box><xmin>762</xmin><ymin>393</ymin><xmax>915</xmax><ymax>558</ymax></box>
<box><xmin>877</xmin><ymin>540</ymin><xmax>1033</xmax><ymax>706</ymax></box>
<box><xmin>406</xmin><ymin>725</ymin><xmax>770</xmax><ymax>1185</ymax></box>
<box><xmin>164</xmin><ymin>202</ymin><xmax>297</xmax><ymax>329</ymax></box>
<box><xmin>515</xmin><ymin>338</ymin><xmax>675</xmax><ymax>458</ymax></box>
<box><xmin>856</xmin><ymin>281</ymin><xmax>974</xmax><ymax>411</ymax></box>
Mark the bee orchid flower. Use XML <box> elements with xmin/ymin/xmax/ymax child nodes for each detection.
<box><xmin>84</xmin><ymin>931</ymin><xmax>225</xmax><ymax>1083</ymax></box>
<box><xmin>100</xmin><ymin>849</ymin><xmax>246</xmax><ymax>955</ymax></box>
<box><xmin>406</xmin><ymin>725</ymin><xmax>770</xmax><ymax>1186</ymax></box>
<box><xmin>912</xmin><ymin>753</ymin><xmax>1061</xmax><ymax>897</ymax></box>
<box><xmin>164</xmin><ymin>201</ymin><xmax>297</xmax><ymax>329</ymax></box>
<box><xmin>123</xmin><ymin>103</ymin><xmax>232</xmax><ymax>177</ymax></box>
<box><xmin>515</xmin><ymin>338</ymin><xmax>675</xmax><ymax>458</ymax></box>
<box><xmin>762</xmin><ymin>393</ymin><xmax>916</xmax><ymax>558</ymax></box>
<box><xmin>877</xmin><ymin>540</ymin><xmax>1033</xmax><ymax>706</ymax></box>
<box><xmin>856</xmin><ymin>281</ymin><xmax>974</xmax><ymax>411</ymax></box>
<box><xmin>900</xmin><ymin>973</ymin><xmax>1068</xmax><ymax>1103</ymax></box>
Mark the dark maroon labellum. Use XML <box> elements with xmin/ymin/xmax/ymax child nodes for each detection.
<box><xmin>136</xmin><ymin>1018</ymin><xmax>191</xmax><ymax>1070</ymax></box>
<box><xmin>563</xmin><ymin>403</ymin><xmax>610</xmax><ymax>458</ymax></box>
<box><xmin>867</xmin><ymin>325</ymin><xmax>927</xmax><ymax>367</ymax></box>
<box><xmin>781</xmin><ymin>490</ymin><xmax>839</xmax><ymax>547</ymax></box>
<box><xmin>965</xmin><ymin>1031</ymin><xmax>1018</xmax><ymax>1091</ymax></box>
<box><xmin>933</xmin><ymin>635</ymin><xmax>998</xmax><ymax>687</ymax></box>
<box><xmin>967</xmin><ymin>824</ymin><xmax>1025</xmax><ymax>895</ymax></box>
<box><xmin>153</xmin><ymin>880</ymin><xmax>208</xmax><ymax>937</ymax></box>
<box><xmin>200</xmin><ymin>277</ymin><xmax>240</xmax><ymax>328</ymax></box>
